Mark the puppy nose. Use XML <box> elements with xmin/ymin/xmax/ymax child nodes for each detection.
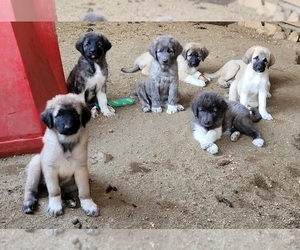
<box><xmin>90</xmin><ymin>48</ymin><xmax>95</xmax><ymax>53</ymax></box>
<box><xmin>64</xmin><ymin>124</ymin><xmax>72</xmax><ymax>130</ymax></box>
<box><xmin>162</xmin><ymin>59</ymin><xmax>168</xmax><ymax>63</ymax></box>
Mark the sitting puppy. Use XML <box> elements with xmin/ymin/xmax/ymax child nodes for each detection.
<box><xmin>121</xmin><ymin>42</ymin><xmax>210</xmax><ymax>87</ymax></box>
<box><xmin>67</xmin><ymin>30</ymin><xmax>115</xmax><ymax>118</ymax></box>
<box><xmin>204</xmin><ymin>46</ymin><xmax>275</xmax><ymax>120</ymax></box>
<box><xmin>133</xmin><ymin>35</ymin><xmax>184</xmax><ymax>114</ymax></box>
<box><xmin>191</xmin><ymin>91</ymin><xmax>264</xmax><ymax>155</ymax></box>
<box><xmin>22</xmin><ymin>94</ymin><xmax>99</xmax><ymax>217</ymax></box>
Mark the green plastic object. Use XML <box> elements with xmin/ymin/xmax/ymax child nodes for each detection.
<box><xmin>107</xmin><ymin>98</ymin><xmax>134</xmax><ymax>107</ymax></box>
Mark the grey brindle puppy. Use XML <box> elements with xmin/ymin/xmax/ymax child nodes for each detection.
<box><xmin>134</xmin><ymin>35</ymin><xmax>184</xmax><ymax>114</ymax></box>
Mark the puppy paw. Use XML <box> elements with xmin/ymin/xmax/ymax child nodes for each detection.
<box><xmin>230</xmin><ymin>131</ymin><xmax>241</xmax><ymax>142</ymax></box>
<box><xmin>193</xmin><ymin>80</ymin><xmax>206</xmax><ymax>87</ymax></box>
<box><xmin>102</xmin><ymin>106</ymin><xmax>115</xmax><ymax>117</ymax></box>
<box><xmin>81</xmin><ymin>199</ymin><xmax>99</xmax><ymax>217</ymax></box>
<box><xmin>166</xmin><ymin>105</ymin><xmax>178</xmax><ymax>114</ymax></box>
<box><xmin>151</xmin><ymin>107</ymin><xmax>162</xmax><ymax>113</ymax></box>
<box><xmin>142</xmin><ymin>106</ymin><xmax>151</xmax><ymax>113</ymax></box>
<box><xmin>261</xmin><ymin>112</ymin><xmax>273</xmax><ymax>120</ymax></box>
<box><xmin>206</xmin><ymin>143</ymin><xmax>218</xmax><ymax>154</ymax></box>
<box><xmin>22</xmin><ymin>196</ymin><xmax>37</xmax><ymax>214</ymax></box>
<box><xmin>91</xmin><ymin>107</ymin><xmax>100</xmax><ymax>118</ymax></box>
<box><xmin>220</xmin><ymin>82</ymin><xmax>230</xmax><ymax>88</ymax></box>
<box><xmin>253</xmin><ymin>138</ymin><xmax>264</xmax><ymax>147</ymax></box>
<box><xmin>47</xmin><ymin>196</ymin><xmax>63</xmax><ymax>217</ymax></box>
<box><xmin>166</xmin><ymin>104</ymin><xmax>184</xmax><ymax>114</ymax></box>
<box><xmin>267</xmin><ymin>92</ymin><xmax>272</xmax><ymax>99</ymax></box>
<box><xmin>176</xmin><ymin>104</ymin><xmax>185</xmax><ymax>111</ymax></box>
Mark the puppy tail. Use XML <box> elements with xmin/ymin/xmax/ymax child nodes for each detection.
<box><xmin>121</xmin><ymin>64</ymin><xmax>140</xmax><ymax>73</ymax></box>
<box><xmin>250</xmin><ymin>107</ymin><xmax>262</xmax><ymax>123</ymax></box>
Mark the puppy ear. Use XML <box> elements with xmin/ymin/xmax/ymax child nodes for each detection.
<box><xmin>191</xmin><ymin>99</ymin><xmax>199</xmax><ymax>118</ymax></box>
<box><xmin>40</xmin><ymin>109</ymin><xmax>54</xmax><ymax>129</ymax></box>
<box><xmin>148</xmin><ymin>39</ymin><xmax>158</xmax><ymax>60</ymax></box>
<box><xmin>268</xmin><ymin>52</ymin><xmax>276</xmax><ymax>68</ymax></box>
<box><xmin>101</xmin><ymin>35</ymin><xmax>112</xmax><ymax>52</ymax></box>
<box><xmin>181</xmin><ymin>48</ymin><xmax>189</xmax><ymax>60</ymax></box>
<box><xmin>75</xmin><ymin>35</ymin><xmax>85</xmax><ymax>55</ymax></box>
<box><xmin>81</xmin><ymin>106</ymin><xmax>91</xmax><ymax>127</ymax></box>
<box><xmin>219</xmin><ymin>98</ymin><xmax>228</xmax><ymax>114</ymax></box>
<box><xmin>172</xmin><ymin>39</ymin><xmax>183</xmax><ymax>58</ymax></box>
<box><xmin>200</xmin><ymin>47</ymin><xmax>209</xmax><ymax>61</ymax></box>
<box><xmin>242</xmin><ymin>46</ymin><xmax>255</xmax><ymax>64</ymax></box>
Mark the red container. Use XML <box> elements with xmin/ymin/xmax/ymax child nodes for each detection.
<box><xmin>0</xmin><ymin>22</ymin><xmax>67</xmax><ymax>158</ymax></box>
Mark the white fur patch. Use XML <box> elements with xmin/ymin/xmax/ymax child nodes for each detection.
<box><xmin>48</xmin><ymin>196</ymin><xmax>63</xmax><ymax>217</ymax></box>
<box><xmin>166</xmin><ymin>104</ymin><xmax>184</xmax><ymax>114</ymax></box>
<box><xmin>151</xmin><ymin>107</ymin><xmax>162</xmax><ymax>113</ymax></box>
<box><xmin>81</xmin><ymin>199</ymin><xmax>99</xmax><ymax>217</ymax></box>
<box><xmin>252</xmin><ymin>138</ymin><xmax>264</xmax><ymax>147</ymax></box>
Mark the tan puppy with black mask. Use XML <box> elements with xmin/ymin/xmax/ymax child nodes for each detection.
<box><xmin>205</xmin><ymin>46</ymin><xmax>275</xmax><ymax>120</ymax></box>
<box><xmin>22</xmin><ymin>94</ymin><xmax>99</xmax><ymax>217</ymax></box>
<box><xmin>229</xmin><ymin>46</ymin><xmax>275</xmax><ymax>120</ymax></box>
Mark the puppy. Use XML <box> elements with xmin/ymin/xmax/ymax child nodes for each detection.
<box><xmin>133</xmin><ymin>35</ymin><xmax>184</xmax><ymax>114</ymax></box>
<box><xmin>67</xmin><ymin>31</ymin><xmax>115</xmax><ymax>118</ymax></box>
<box><xmin>22</xmin><ymin>94</ymin><xmax>99</xmax><ymax>217</ymax></box>
<box><xmin>121</xmin><ymin>42</ymin><xmax>209</xmax><ymax>87</ymax></box>
<box><xmin>204</xmin><ymin>46</ymin><xmax>275</xmax><ymax>120</ymax></box>
<box><xmin>191</xmin><ymin>91</ymin><xmax>264</xmax><ymax>155</ymax></box>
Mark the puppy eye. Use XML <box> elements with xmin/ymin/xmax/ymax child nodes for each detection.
<box><xmin>253</xmin><ymin>56</ymin><xmax>259</xmax><ymax>60</ymax></box>
<box><xmin>263</xmin><ymin>58</ymin><xmax>268</xmax><ymax>63</ymax></box>
<box><xmin>168</xmin><ymin>49</ymin><xmax>174</xmax><ymax>54</ymax></box>
<box><xmin>56</xmin><ymin>110</ymin><xmax>63</xmax><ymax>117</ymax></box>
<box><xmin>213</xmin><ymin>108</ymin><xmax>218</xmax><ymax>113</ymax></box>
<box><xmin>97</xmin><ymin>42</ymin><xmax>102</xmax><ymax>47</ymax></box>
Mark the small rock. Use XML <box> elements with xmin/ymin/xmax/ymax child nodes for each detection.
<box><xmin>288</xmin><ymin>31</ymin><xmax>299</xmax><ymax>42</ymax></box>
<box><xmin>103</xmin><ymin>153</ymin><xmax>113</xmax><ymax>163</ymax></box>
<box><xmin>71</xmin><ymin>218</ymin><xmax>79</xmax><ymax>225</ymax></box>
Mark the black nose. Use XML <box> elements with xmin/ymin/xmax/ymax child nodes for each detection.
<box><xmin>90</xmin><ymin>48</ymin><xmax>95</xmax><ymax>53</ymax></box>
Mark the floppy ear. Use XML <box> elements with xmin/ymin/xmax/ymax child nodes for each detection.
<box><xmin>200</xmin><ymin>47</ymin><xmax>209</xmax><ymax>61</ymax></box>
<box><xmin>172</xmin><ymin>39</ymin><xmax>183</xmax><ymax>58</ymax></box>
<box><xmin>101</xmin><ymin>35</ymin><xmax>112</xmax><ymax>52</ymax></box>
<box><xmin>191</xmin><ymin>99</ymin><xmax>200</xmax><ymax>118</ymax></box>
<box><xmin>75</xmin><ymin>35</ymin><xmax>85</xmax><ymax>55</ymax></box>
<box><xmin>242</xmin><ymin>46</ymin><xmax>255</xmax><ymax>64</ymax></box>
<box><xmin>181</xmin><ymin>48</ymin><xmax>189</xmax><ymax>60</ymax></box>
<box><xmin>219</xmin><ymin>97</ymin><xmax>228</xmax><ymax>114</ymax></box>
<box><xmin>40</xmin><ymin>109</ymin><xmax>54</xmax><ymax>129</ymax></box>
<box><xmin>268</xmin><ymin>52</ymin><xmax>276</xmax><ymax>68</ymax></box>
<box><xmin>81</xmin><ymin>106</ymin><xmax>91</xmax><ymax>127</ymax></box>
<box><xmin>148</xmin><ymin>39</ymin><xmax>158</xmax><ymax>60</ymax></box>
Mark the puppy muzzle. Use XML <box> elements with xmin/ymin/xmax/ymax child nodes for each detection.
<box><xmin>253</xmin><ymin>61</ymin><xmax>266</xmax><ymax>73</ymax></box>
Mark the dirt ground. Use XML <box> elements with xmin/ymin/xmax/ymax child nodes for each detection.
<box><xmin>54</xmin><ymin>0</ymin><xmax>272</xmax><ymax>22</ymax></box>
<box><xmin>1</xmin><ymin>21</ymin><xmax>300</xmax><ymax>232</ymax></box>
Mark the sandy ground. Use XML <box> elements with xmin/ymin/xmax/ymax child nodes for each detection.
<box><xmin>54</xmin><ymin>0</ymin><xmax>273</xmax><ymax>22</ymax></box>
<box><xmin>1</xmin><ymin>22</ymin><xmax>300</xmax><ymax>232</ymax></box>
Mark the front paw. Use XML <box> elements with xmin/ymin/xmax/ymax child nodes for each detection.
<box><xmin>193</xmin><ymin>80</ymin><xmax>206</xmax><ymax>87</ymax></box>
<box><xmin>261</xmin><ymin>112</ymin><xmax>273</xmax><ymax>120</ymax></box>
<box><xmin>142</xmin><ymin>105</ymin><xmax>151</xmax><ymax>113</ymax></box>
<box><xmin>22</xmin><ymin>196</ymin><xmax>37</xmax><ymax>214</ymax></box>
<box><xmin>151</xmin><ymin>107</ymin><xmax>162</xmax><ymax>113</ymax></box>
<box><xmin>48</xmin><ymin>196</ymin><xmax>63</xmax><ymax>217</ymax></box>
<box><xmin>81</xmin><ymin>199</ymin><xmax>99</xmax><ymax>217</ymax></box>
<box><xmin>206</xmin><ymin>143</ymin><xmax>218</xmax><ymax>154</ymax></box>
<box><xmin>166</xmin><ymin>104</ymin><xmax>184</xmax><ymax>114</ymax></box>
<box><xmin>253</xmin><ymin>138</ymin><xmax>264</xmax><ymax>147</ymax></box>
<box><xmin>102</xmin><ymin>106</ymin><xmax>115</xmax><ymax>117</ymax></box>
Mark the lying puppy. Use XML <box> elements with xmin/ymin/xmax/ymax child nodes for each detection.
<box><xmin>191</xmin><ymin>91</ymin><xmax>264</xmax><ymax>155</ymax></box>
<box><xmin>121</xmin><ymin>42</ymin><xmax>210</xmax><ymax>87</ymax></box>
<box><xmin>133</xmin><ymin>35</ymin><xmax>184</xmax><ymax>114</ymax></box>
<box><xmin>22</xmin><ymin>94</ymin><xmax>99</xmax><ymax>217</ymax></box>
<box><xmin>204</xmin><ymin>46</ymin><xmax>275</xmax><ymax>120</ymax></box>
<box><xmin>67</xmin><ymin>30</ymin><xmax>115</xmax><ymax>118</ymax></box>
